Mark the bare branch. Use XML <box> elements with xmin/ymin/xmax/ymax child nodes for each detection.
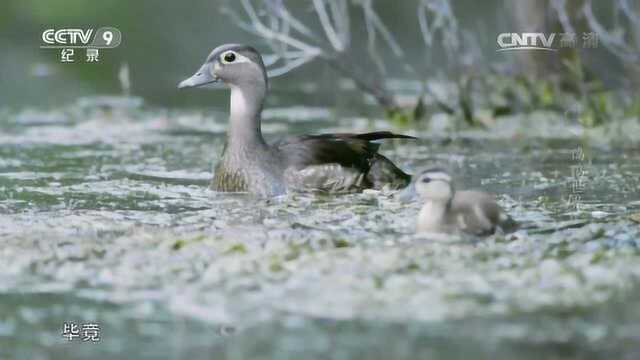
<box><xmin>418</xmin><ymin>2</ymin><xmax>433</xmax><ymax>46</ymax></box>
<box><xmin>240</xmin><ymin>0</ymin><xmax>322</xmax><ymax>55</ymax></box>
<box><xmin>267</xmin><ymin>54</ymin><xmax>317</xmax><ymax>78</ymax></box>
<box><xmin>329</xmin><ymin>0</ymin><xmax>350</xmax><ymax>48</ymax></box>
<box><xmin>550</xmin><ymin>0</ymin><xmax>576</xmax><ymax>34</ymax></box>
<box><xmin>417</xmin><ymin>0</ymin><xmax>460</xmax><ymax>60</ymax></box>
<box><xmin>361</xmin><ymin>1</ymin><xmax>385</xmax><ymax>75</ymax></box>
<box><xmin>264</xmin><ymin>0</ymin><xmax>316</xmax><ymax>39</ymax></box>
<box><xmin>313</xmin><ymin>0</ymin><xmax>346</xmax><ymax>51</ymax></box>
<box><xmin>359</xmin><ymin>0</ymin><xmax>404</xmax><ymax>58</ymax></box>
<box><xmin>619</xmin><ymin>0</ymin><xmax>640</xmax><ymax>28</ymax></box>
<box><xmin>220</xmin><ymin>5</ymin><xmax>265</xmax><ymax>36</ymax></box>
<box><xmin>583</xmin><ymin>0</ymin><xmax>639</xmax><ymax>63</ymax></box>
<box><xmin>224</xmin><ymin>0</ymin><xmax>438</xmax><ymax>110</ymax></box>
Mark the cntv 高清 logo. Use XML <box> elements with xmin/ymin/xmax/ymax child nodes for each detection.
<box><xmin>497</xmin><ymin>32</ymin><xmax>557</xmax><ymax>52</ymax></box>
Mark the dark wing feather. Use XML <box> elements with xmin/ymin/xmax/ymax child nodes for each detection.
<box><xmin>310</xmin><ymin>131</ymin><xmax>417</xmax><ymax>141</ymax></box>
<box><xmin>274</xmin><ymin>134</ymin><xmax>371</xmax><ymax>170</ymax></box>
<box><xmin>273</xmin><ymin>132</ymin><xmax>414</xmax><ymax>190</ymax></box>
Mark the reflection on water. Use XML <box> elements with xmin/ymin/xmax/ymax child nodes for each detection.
<box><xmin>1</xmin><ymin>99</ymin><xmax>640</xmax><ymax>359</ymax></box>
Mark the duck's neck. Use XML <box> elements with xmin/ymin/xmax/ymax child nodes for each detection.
<box><xmin>417</xmin><ymin>199</ymin><xmax>451</xmax><ymax>232</ymax></box>
<box><xmin>421</xmin><ymin>200</ymin><xmax>449</xmax><ymax>218</ymax></box>
<box><xmin>227</xmin><ymin>83</ymin><xmax>267</xmax><ymax>152</ymax></box>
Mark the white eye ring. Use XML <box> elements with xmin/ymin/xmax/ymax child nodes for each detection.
<box><xmin>220</xmin><ymin>51</ymin><xmax>237</xmax><ymax>64</ymax></box>
<box><xmin>219</xmin><ymin>50</ymin><xmax>252</xmax><ymax>65</ymax></box>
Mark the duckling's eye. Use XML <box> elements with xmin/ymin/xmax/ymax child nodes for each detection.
<box><xmin>222</xmin><ymin>52</ymin><xmax>236</xmax><ymax>64</ymax></box>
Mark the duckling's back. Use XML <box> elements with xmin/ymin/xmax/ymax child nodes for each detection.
<box><xmin>450</xmin><ymin>190</ymin><xmax>517</xmax><ymax>235</ymax></box>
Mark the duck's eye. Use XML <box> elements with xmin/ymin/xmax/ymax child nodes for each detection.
<box><xmin>421</xmin><ymin>177</ymin><xmax>431</xmax><ymax>183</ymax></box>
<box><xmin>222</xmin><ymin>52</ymin><xmax>236</xmax><ymax>63</ymax></box>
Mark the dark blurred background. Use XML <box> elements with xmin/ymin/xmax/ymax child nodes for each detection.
<box><xmin>0</xmin><ymin>0</ymin><xmax>627</xmax><ymax>109</ymax></box>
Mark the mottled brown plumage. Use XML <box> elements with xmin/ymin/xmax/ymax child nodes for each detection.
<box><xmin>212</xmin><ymin>163</ymin><xmax>249</xmax><ymax>192</ymax></box>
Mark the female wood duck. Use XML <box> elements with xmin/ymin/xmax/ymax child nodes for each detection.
<box><xmin>399</xmin><ymin>168</ymin><xmax>517</xmax><ymax>236</ymax></box>
<box><xmin>179</xmin><ymin>44</ymin><xmax>414</xmax><ymax>196</ymax></box>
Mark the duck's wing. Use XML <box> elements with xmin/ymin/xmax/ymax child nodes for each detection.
<box><xmin>450</xmin><ymin>190</ymin><xmax>516</xmax><ymax>235</ymax></box>
<box><xmin>273</xmin><ymin>131</ymin><xmax>415</xmax><ymax>192</ymax></box>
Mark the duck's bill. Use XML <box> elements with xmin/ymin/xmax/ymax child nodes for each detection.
<box><xmin>396</xmin><ymin>182</ymin><xmax>417</xmax><ymax>203</ymax></box>
<box><xmin>178</xmin><ymin>64</ymin><xmax>219</xmax><ymax>89</ymax></box>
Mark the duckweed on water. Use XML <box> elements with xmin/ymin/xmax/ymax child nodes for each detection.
<box><xmin>225</xmin><ymin>243</ymin><xmax>248</xmax><ymax>255</ymax></box>
<box><xmin>332</xmin><ymin>239</ymin><xmax>351</xmax><ymax>248</ymax></box>
<box><xmin>1</xmin><ymin>102</ymin><xmax>639</xmax><ymax>358</ymax></box>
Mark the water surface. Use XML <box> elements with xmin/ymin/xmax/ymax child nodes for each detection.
<box><xmin>1</xmin><ymin>98</ymin><xmax>639</xmax><ymax>359</ymax></box>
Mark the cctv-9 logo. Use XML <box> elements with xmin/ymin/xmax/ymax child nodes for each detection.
<box><xmin>91</xmin><ymin>27</ymin><xmax>122</xmax><ymax>48</ymax></box>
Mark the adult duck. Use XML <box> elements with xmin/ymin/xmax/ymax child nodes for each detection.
<box><xmin>179</xmin><ymin>44</ymin><xmax>414</xmax><ymax>196</ymax></box>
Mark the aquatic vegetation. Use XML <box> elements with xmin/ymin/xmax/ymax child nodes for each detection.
<box><xmin>1</xmin><ymin>0</ymin><xmax>638</xmax><ymax>358</ymax></box>
<box><xmin>1</xmin><ymin>100</ymin><xmax>639</xmax><ymax>358</ymax></box>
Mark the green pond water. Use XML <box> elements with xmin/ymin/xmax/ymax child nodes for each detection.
<box><xmin>1</xmin><ymin>96</ymin><xmax>640</xmax><ymax>359</ymax></box>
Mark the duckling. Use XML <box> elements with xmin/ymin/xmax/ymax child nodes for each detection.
<box><xmin>178</xmin><ymin>44</ymin><xmax>414</xmax><ymax>196</ymax></box>
<box><xmin>400</xmin><ymin>168</ymin><xmax>517</xmax><ymax>236</ymax></box>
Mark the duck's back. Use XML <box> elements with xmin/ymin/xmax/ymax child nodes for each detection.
<box><xmin>449</xmin><ymin>190</ymin><xmax>516</xmax><ymax>235</ymax></box>
<box><xmin>274</xmin><ymin>132</ymin><xmax>413</xmax><ymax>192</ymax></box>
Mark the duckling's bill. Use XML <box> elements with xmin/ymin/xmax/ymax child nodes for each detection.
<box><xmin>396</xmin><ymin>181</ymin><xmax>418</xmax><ymax>203</ymax></box>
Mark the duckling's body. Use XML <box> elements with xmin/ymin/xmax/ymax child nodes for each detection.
<box><xmin>179</xmin><ymin>44</ymin><xmax>412</xmax><ymax>196</ymax></box>
<box><xmin>403</xmin><ymin>168</ymin><xmax>516</xmax><ymax>236</ymax></box>
<box><xmin>417</xmin><ymin>190</ymin><xmax>509</xmax><ymax>235</ymax></box>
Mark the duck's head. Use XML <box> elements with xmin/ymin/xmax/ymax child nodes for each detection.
<box><xmin>178</xmin><ymin>44</ymin><xmax>267</xmax><ymax>89</ymax></box>
<box><xmin>397</xmin><ymin>167</ymin><xmax>454</xmax><ymax>203</ymax></box>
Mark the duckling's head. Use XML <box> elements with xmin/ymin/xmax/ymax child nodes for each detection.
<box><xmin>178</xmin><ymin>44</ymin><xmax>267</xmax><ymax>89</ymax></box>
<box><xmin>414</xmin><ymin>168</ymin><xmax>454</xmax><ymax>203</ymax></box>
